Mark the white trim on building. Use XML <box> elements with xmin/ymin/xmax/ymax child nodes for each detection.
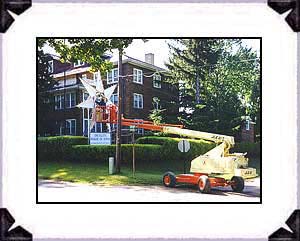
<box><xmin>133</xmin><ymin>93</ymin><xmax>143</xmax><ymax>109</ymax></box>
<box><xmin>133</xmin><ymin>68</ymin><xmax>143</xmax><ymax>84</ymax></box>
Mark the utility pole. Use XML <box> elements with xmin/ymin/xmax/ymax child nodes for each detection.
<box><xmin>63</xmin><ymin>39</ymin><xmax>67</xmax><ymax>135</ymax></box>
<box><xmin>195</xmin><ymin>41</ymin><xmax>200</xmax><ymax>104</ymax></box>
<box><xmin>115</xmin><ymin>48</ymin><xmax>123</xmax><ymax>173</ymax></box>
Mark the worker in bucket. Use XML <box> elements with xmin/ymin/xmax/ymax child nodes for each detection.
<box><xmin>94</xmin><ymin>92</ymin><xmax>108</xmax><ymax>131</ymax></box>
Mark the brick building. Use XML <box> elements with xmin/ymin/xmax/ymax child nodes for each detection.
<box><xmin>40</xmin><ymin>53</ymin><xmax>178</xmax><ymax>137</ymax></box>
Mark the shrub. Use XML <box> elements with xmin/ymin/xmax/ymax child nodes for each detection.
<box><xmin>233</xmin><ymin>142</ymin><xmax>261</xmax><ymax>158</ymax></box>
<box><xmin>70</xmin><ymin>144</ymin><xmax>162</xmax><ymax>164</ymax></box>
<box><xmin>38</xmin><ymin>136</ymin><xmax>88</xmax><ymax>161</ymax></box>
<box><xmin>136</xmin><ymin>136</ymin><xmax>215</xmax><ymax>163</ymax></box>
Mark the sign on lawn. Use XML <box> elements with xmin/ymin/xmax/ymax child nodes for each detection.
<box><xmin>178</xmin><ymin>139</ymin><xmax>190</xmax><ymax>153</ymax></box>
<box><xmin>90</xmin><ymin>133</ymin><xmax>111</xmax><ymax>145</ymax></box>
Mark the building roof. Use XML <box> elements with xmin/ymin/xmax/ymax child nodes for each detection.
<box><xmin>53</xmin><ymin>66</ymin><xmax>91</xmax><ymax>78</ymax></box>
<box><xmin>51</xmin><ymin>55</ymin><xmax>167</xmax><ymax>78</ymax></box>
<box><xmin>123</xmin><ymin>55</ymin><xmax>166</xmax><ymax>72</ymax></box>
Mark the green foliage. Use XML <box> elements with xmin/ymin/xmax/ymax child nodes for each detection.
<box><xmin>47</xmin><ymin>38</ymin><xmax>133</xmax><ymax>73</ymax></box>
<box><xmin>136</xmin><ymin>136</ymin><xmax>215</xmax><ymax>162</ymax></box>
<box><xmin>166</xmin><ymin>39</ymin><xmax>260</xmax><ymax>137</ymax></box>
<box><xmin>38</xmin><ymin>135</ymin><xmax>215</xmax><ymax>165</ymax></box>
<box><xmin>233</xmin><ymin>142</ymin><xmax>261</xmax><ymax>158</ymax></box>
<box><xmin>38</xmin><ymin>161</ymin><xmax>165</xmax><ymax>186</ymax></box>
<box><xmin>148</xmin><ymin>108</ymin><xmax>165</xmax><ymax>125</ymax></box>
<box><xmin>37</xmin><ymin>39</ymin><xmax>58</xmax><ymax>136</ymax></box>
<box><xmin>38</xmin><ymin>136</ymin><xmax>88</xmax><ymax>161</ymax></box>
<box><xmin>137</xmin><ymin>136</ymin><xmax>261</xmax><ymax>158</ymax></box>
<box><xmin>70</xmin><ymin>144</ymin><xmax>161</xmax><ymax>164</ymax></box>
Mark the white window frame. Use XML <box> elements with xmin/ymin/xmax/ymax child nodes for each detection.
<box><xmin>107</xmin><ymin>68</ymin><xmax>118</xmax><ymax>84</ymax></box>
<box><xmin>133</xmin><ymin>68</ymin><xmax>143</xmax><ymax>84</ymax></box>
<box><xmin>134</xmin><ymin>119</ymin><xmax>144</xmax><ymax>135</ymax></box>
<box><xmin>65</xmin><ymin>92</ymin><xmax>76</xmax><ymax>109</ymax></box>
<box><xmin>93</xmin><ymin>72</ymin><xmax>100</xmax><ymax>81</ymax></box>
<box><xmin>153</xmin><ymin>97</ymin><xmax>160</xmax><ymax>110</ymax></box>
<box><xmin>110</xmin><ymin>93</ymin><xmax>118</xmax><ymax>105</ymax></box>
<box><xmin>54</xmin><ymin>94</ymin><xmax>64</xmax><ymax>110</ymax></box>
<box><xmin>74</xmin><ymin>60</ymin><xmax>85</xmax><ymax>67</ymax></box>
<box><xmin>82</xmin><ymin>74</ymin><xmax>87</xmax><ymax>80</ymax></box>
<box><xmin>246</xmin><ymin>120</ymin><xmax>250</xmax><ymax>131</ymax></box>
<box><xmin>66</xmin><ymin>119</ymin><xmax>76</xmax><ymax>136</ymax></box>
<box><xmin>83</xmin><ymin>91</ymin><xmax>89</xmax><ymax>101</ymax></box>
<box><xmin>59</xmin><ymin>123</ymin><xmax>64</xmax><ymax>136</ymax></box>
<box><xmin>48</xmin><ymin>60</ymin><xmax>54</xmax><ymax>74</ymax></box>
<box><xmin>83</xmin><ymin>118</ymin><xmax>102</xmax><ymax>135</ymax></box>
<box><xmin>56</xmin><ymin>121</ymin><xmax>64</xmax><ymax>136</ymax></box>
<box><xmin>133</xmin><ymin>93</ymin><xmax>143</xmax><ymax>109</ymax></box>
<box><xmin>153</xmin><ymin>73</ymin><xmax>162</xmax><ymax>88</ymax></box>
<box><xmin>91</xmin><ymin>122</ymin><xmax>102</xmax><ymax>133</ymax></box>
<box><xmin>83</xmin><ymin>118</ymin><xmax>91</xmax><ymax>136</ymax></box>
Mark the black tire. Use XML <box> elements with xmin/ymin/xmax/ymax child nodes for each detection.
<box><xmin>162</xmin><ymin>172</ymin><xmax>176</xmax><ymax>187</ymax></box>
<box><xmin>197</xmin><ymin>175</ymin><xmax>211</xmax><ymax>193</ymax></box>
<box><xmin>231</xmin><ymin>176</ymin><xmax>244</xmax><ymax>192</ymax></box>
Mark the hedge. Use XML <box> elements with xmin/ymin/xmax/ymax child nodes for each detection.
<box><xmin>136</xmin><ymin>136</ymin><xmax>216</xmax><ymax>162</ymax></box>
<box><xmin>37</xmin><ymin>136</ymin><xmax>260</xmax><ymax>165</ymax></box>
<box><xmin>38</xmin><ymin>136</ymin><xmax>88</xmax><ymax>161</ymax></box>
<box><xmin>136</xmin><ymin>136</ymin><xmax>261</xmax><ymax>158</ymax></box>
<box><xmin>70</xmin><ymin>144</ymin><xmax>161</xmax><ymax>164</ymax></box>
<box><xmin>233</xmin><ymin>142</ymin><xmax>261</xmax><ymax>158</ymax></box>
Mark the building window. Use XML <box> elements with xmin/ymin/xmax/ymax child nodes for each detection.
<box><xmin>54</xmin><ymin>94</ymin><xmax>64</xmax><ymax>110</ymax></box>
<box><xmin>153</xmin><ymin>73</ymin><xmax>161</xmax><ymax>88</ymax></box>
<box><xmin>66</xmin><ymin>119</ymin><xmax>76</xmax><ymax>135</ymax></box>
<box><xmin>134</xmin><ymin>119</ymin><xmax>144</xmax><ymax>135</ymax></box>
<box><xmin>82</xmin><ymin>74</ymin><xmax>87</xmax><ymax>80</ymax></box>
<box><xmin>152</xmin><ymin>97</ymin><xmax>161</xmax><ymax>110</ymax></box>
<box><xmin>133</xmin><ymin>93</ymin><xmax>143</xmax><ymax>109</ymax></box>
<box><xmin>91</xmin><ymin>122</ymin><xmax>102</xmax><ymax>133</ymax></box>
<box><xmin>246</xmin><ymin>120</ymin><xmax>250</xmax><ymax>131</ymax></box>
<box><xmin>107</xmin><ymin>68</ymin><xmax>118</xmax><ymax>84</ymax></box>
<box><xmin>83</xmin><ymin>118</ymin><xmax>89</xmax><ymax>136</ymax></box>
<box><xmin>83</xmin><ymin>92</ymin><xmax>89</xmax><ymax>101</ymax></box>
<box><xmin>48</xmin><ymin>60</ymin><xmax>54</xmax><ymax>74</ymax></box>
<box><xmin>133</xmin><ymin>68</ymin><xmax>143</xmax><ymax>84</ymax></box>
<box><xmin>110</xmin><ymin>93</ymin><xmax>118</xmax><ymax>105</ymax></box>
<box><xmin>55</xmin><ymin>121</ymin><xmax>64</xmax><ymax>136</ymax></box>
<box><xmin>65</xmin><ymin>92</ymin><xmax>76</xmax><ymax>108</ymax></box>
<box><xmin>74</xmin><ymin>60</ymin><xmax>84</xmax><ymax>67</ymax></box>
<box><xmin>93</xmin><ymin>72</ymin><xmax>100</xmax><ymax>81</ymax></box>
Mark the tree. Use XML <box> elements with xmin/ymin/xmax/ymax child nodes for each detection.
<box><xmin>166</xmin><ymin>39</ymin><xmax>260</xmax><ymax>137</ymax></box>
<box><xmin>47</xmin><ymin>38</ymin><xmax>132</xmax><ymax>73</ymax></box>
<box><xmin>47</xmin><ymin>38</ymin><xmax>133</xmax><ymax>173</ymax></box>
<box><xmin>37</xmin><ymin>39</ymin><xmax>58</xmax><ymax>136</ymax></box>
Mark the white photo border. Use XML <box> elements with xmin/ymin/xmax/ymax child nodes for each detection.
<box><xmin>0</xmin><ymin>1</ymin><xmax>299</xmax><ymax>241</ymax></box>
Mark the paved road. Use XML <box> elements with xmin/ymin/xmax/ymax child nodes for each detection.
<box><xmin>38</xmin><ymin>178</ymin><xmax>260</xmax><ymax>203</ymax></box>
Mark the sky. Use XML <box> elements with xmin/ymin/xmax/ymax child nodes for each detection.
<box><xmin>44</xmin><ymin>38</ymin><xmax>261</xmax><ymax>69</ymax></box>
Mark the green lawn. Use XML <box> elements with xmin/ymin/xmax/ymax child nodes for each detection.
<box><xmin>38</xmin><ymin>161</ymin><xmax>167</xmax><ymax>186</ymax></box>
<box><xmin>38</xmin><ymin>158</ymin><xmax>261</xmax><ymax>186</ymax></box>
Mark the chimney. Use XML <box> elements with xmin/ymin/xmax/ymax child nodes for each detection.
<box><xmin>145</xmin><ymin>53</ymin><xmax>154</xmax><ymax>65</ymax></box>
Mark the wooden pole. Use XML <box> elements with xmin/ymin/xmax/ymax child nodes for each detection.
<box><xmin>183</xmin><ymin>140</ymin><xmax>186</xmax><ymax>174</ymax></box>
<box><xmin>115</xmin><ymin>48</ymin><xmax>123</xmax><ymax>173</ymax></box>
<box><xmin>132</xmin><ymin>131</ymin><xmax>135</xmax><ymax>176</ymax></box>
<box><xmin>87</xmin><ymin>108</ymin><xmax>90</xmax><ymax>144</ymax></box>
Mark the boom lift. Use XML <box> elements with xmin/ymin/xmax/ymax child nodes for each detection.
<box><xmin>96</xmin><ymin>104</ymin><xmax>257</xmax><ymax>193</ymax></box>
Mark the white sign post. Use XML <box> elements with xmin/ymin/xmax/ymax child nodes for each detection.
<box><xmin>178</xmin><ymin>140</ymin><xmax>190</xmax><ymax>174</ymax></box>
<box><xmin>90</xmin><ymin>133</ymin><xmax>111</xmax><ymax>145</ymax></box>
<box><xmin>178</xmin><ymin>139</ymin><xmax>190</xmax><ymax>153</ymax></box>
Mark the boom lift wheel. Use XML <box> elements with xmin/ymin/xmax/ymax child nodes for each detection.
<box><xmin>162</xmin><ymin>172</ymin><xmax>176</xmax><ymax>188</ymax></box>
<box><xmin>231</xmin><ymin>176</ymin><xmax>244</xmax><ymax>192</ymax></box>
<box><xmin>198</xmin><ymin>175</ymin><xmax>211</xmax><ymax>193</ymax></box>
